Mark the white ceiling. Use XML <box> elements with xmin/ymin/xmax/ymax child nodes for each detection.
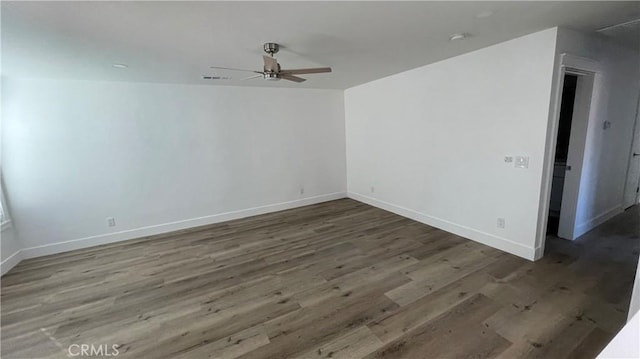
<box><xmin>2</xmin><ymin>1</ymin><xmax>639</xmax><ymax>89</ymax></box>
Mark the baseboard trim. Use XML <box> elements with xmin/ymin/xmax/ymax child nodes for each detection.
<box><xmin>1</xmin><ymin>250</ymin><xmax>23</xmax><ymax>276</ymax></box>
<box><xmin>20</xmin><ymin>192</ymin><xmax>347</xmax><ymax>259</ymax></box>
<box><xmin>348</xmin><ymin>192</ymin><xmax>537</xmax><ymax>261</ymax></box>
<box><xmin>533</xmin><ymin>245</ymin><xmax>545</xmax><ymax>261</ymax></box>
<box><xmin>574</xmin><ymin>205</ymin><xmax>623</xmax><ymax>239</ymax></box>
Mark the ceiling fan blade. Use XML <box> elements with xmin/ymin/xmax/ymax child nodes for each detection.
<box><xmin>281</xmin><ymin>74</ymin><xmax>306</xmax><ymax>83</ymax></box>
<box><xmin>280</xmin><ymin>67</ymin><xmax>332</xmax><ymax>75</ymax></box>
<box><xmin>210</xmin><ymin>66</ymin><xmax>261</xmax><ymax>73</ymax></box>
<box><xmin>263</xmin><ymin>55</ymin><xmax>279</xmax><ymax>72</ymax></box>
<box><xmin>241</xmin><ymin>74</ymin><xmax>263</xmax><ymax>81</ymax></box>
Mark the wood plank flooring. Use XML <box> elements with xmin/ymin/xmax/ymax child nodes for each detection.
<box><xmin>1</xmin><ymin>199</ymin><xmax>638</xmax><ymax>358</ymax></box>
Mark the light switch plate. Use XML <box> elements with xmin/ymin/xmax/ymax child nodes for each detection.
<box><xmin>515</xmin><ymin>156</ymin><xmax>529</xmax><ymax>169</ymax></box>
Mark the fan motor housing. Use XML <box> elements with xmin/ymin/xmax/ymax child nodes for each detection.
<box><xmin>263</xmin><ymin>72</ymin><xmax>280</xmax><ymax>81</ymax></box>
<box><xmin>263</xmin><ymin>43</ymin><xmax>280</xmax><ymax>56</ymax></box>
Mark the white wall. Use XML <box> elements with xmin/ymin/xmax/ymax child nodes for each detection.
<box><xmin>345</xmin><ymin>28</ymin><xmax>559</xmax><ymax>260</ymax></box>
<box><xmin>1</xmin><ymin>78</ymin><xmax>346</xmax><ymax>257</ymax></box>
<box><xmin>554</xmin><ymin>29</ymin><xmax>640</xmax><ymax>238</ymax></box>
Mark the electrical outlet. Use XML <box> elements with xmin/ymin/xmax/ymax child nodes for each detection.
<box><xmin>515</xmin><ymin>156</ymin><xmax>529</xmax><ymax>169</ymax></box>
<box><xmin>371</xmin><ymin>186</ymin><xmax>375</xmax><ymax>193</ymax></box>
<box><xmin>504</xmin><ymin>156</ymin><xmax>513</xmax><ymax>163</ymax></box>
<box><xmin>106</xmin><ymin>217</ymin><xmax>116</xmax><ymax>227</ymax></box>
<box><xmin>497</xmin><ymin>218</ymin><xmax>505</xmax><ymax>229</ymax></box>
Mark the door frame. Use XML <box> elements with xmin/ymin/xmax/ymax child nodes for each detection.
<box><xmin>534</xmin><ymin>53</ymin><xmax>601</xmax><ymax>259</ymax></box>
<box><xmin>622</xmin><ymin>91</ymin><xmax>640</xmax><ymax>209</ymax></box>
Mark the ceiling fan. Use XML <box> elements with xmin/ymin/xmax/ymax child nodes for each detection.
<box><xmin>207</xmin><ymin>43</ymin><xmax>332</xmax><ymax>83</ymax></box>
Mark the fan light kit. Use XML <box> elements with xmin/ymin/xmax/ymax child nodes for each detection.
<box><xmin>207</xmin><ymin>42</ymin><xmax>332</xmax><ymax>83</ymax></box>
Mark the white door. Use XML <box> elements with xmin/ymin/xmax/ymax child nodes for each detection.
<box><xmin>557</xmin><ymin>73</ymin><xmax>594</xmax><ymax>240</ymax></box>
<box><xmin>623</xmin><ymin>93</ymin><xmax>640</xmax><ymax>209</ymax></box>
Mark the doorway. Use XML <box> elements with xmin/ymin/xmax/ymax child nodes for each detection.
<box><xmin>544</xmin><ymin>69</ymin><xmax>595</xmax><ymax>241</ymax></box>
<box><xmin>547</xmin><ymin>74</ymin><xmax>578</xmax><ymax>236</ymax></box>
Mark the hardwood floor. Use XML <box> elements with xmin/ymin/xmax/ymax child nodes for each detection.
<box><xmin>1</xmin><ymin>199</ymin><xmax>638</xmax><ymax>358</ymax></box>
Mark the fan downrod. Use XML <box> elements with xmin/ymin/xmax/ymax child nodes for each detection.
<box><xmin>263</xmin><ymin>43</ymin><xmax>280</xmax><ymax>57</ymax></box>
